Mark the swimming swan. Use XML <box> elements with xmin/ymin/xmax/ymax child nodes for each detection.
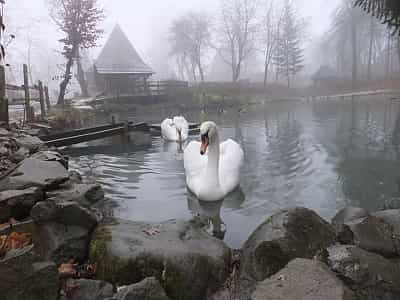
<box><xmin>161</xmin><ymin>116</ymin><xmax>189</xmax><ymax>142</ymax></box>
<box><xmin>184</xmin><ymin>121</ymin><xmax>244</xmax><ymax>201</ymax></box>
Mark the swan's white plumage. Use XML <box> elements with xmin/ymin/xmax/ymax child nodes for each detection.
<box><xmin>161</xmin><ymin>116</ymin><xmax>189</xmax><ymax>142</ymax></box>
<box><xmin>184</xmin><ymin>123</ymin><xmax>244</xmax><ymax>201</ymax></box>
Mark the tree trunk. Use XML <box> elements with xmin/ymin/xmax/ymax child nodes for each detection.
<box><xmin>351</xmin><ymin>17</ymin><xmax>358</xmax><ymax>90</ymax></box>
<box><xmin>76</xmin><ymin>49</ymin><xmax>89</xmax><ymax>97</ymax></box>
<box><xmin>263</xmin><ymin>60</ymin><xmax>268</xmax><ymax>87</ymax></box>
<box><xmin>58</xmin><ymin>54</ymin><xmax>74</xmax><ymax>105</ymax></box>
<box><xmin>385</xmin><ymin>29</ymin><xmax>391</xmax><ymax>79</ymax></box>
<box><xmin>367</xmin><ymin>17</ymin><xmax>374</xmax><ymax>80</ymax></box>
<box><xmin>397</xmin><ymin>35</ymin><xmax>400</xmax><ymax>73</ymax></box>
<box><xmin>198</xmin><ymin>60</ymin><xmax>205</xmax><ymax>82</ymax></box>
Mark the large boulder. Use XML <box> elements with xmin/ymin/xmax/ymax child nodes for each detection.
<box><xmin>0</xmin><ymin>245</ymin><xmax>59</xmax><ymax>300</ymax></box>
<box><xmin>0</xmin><ymin>158</ymin><xmax>69</xmax><ymax>191</ymax></box>
<box><xmin>332</xmin><ymin>207</ymin><xmax>369</xmax><ymax>225</ymax></box>
<box><xmin>36</xmin><ymin>222</ymin><xmax>91</xmax><ymax>264</ymax></box>
<box><xmin>115</xmin><ymin>277</ymin><xmax>171</xmax><ymax>300</ymax></box>
<box><xmin>60</xmin><ymin>279</ymin><xmax>114</xmax><ymax>300</ymax></box>
<box><xmin>31</xmin><ymin>199</ymin><xmax>99</xmax><ymax>229</ymax></box>
<box><xmin>327</xmin><ymin>245</ymin><xmax>400</xmax><ymax>299</ymax></box>
<box><xmin>13</xmin><ymin>134</ymin><xmax>44</xmax><ymax>152</ymax></box>
<box><xmin>241</xmin><ymin>207</ymin><xmax>336</xmax><ymax>281</ymax></box>
<box><xmin>372</xmin><ymin>209</ymin><xmax>400</xmax><ymax>254</ymax></box>
<box><xmin>46</xmin><ymin>183</ymin><xmax>105</xmax><ymax>208</ymax></box>
<box><xmin>0</xmin><ymin>187</ymin><xmax>43</xmax><ymax>222</ymax></box>
<box><xmin>90</xmin><ymin>218</ymin><xmax>231</xmax><ymax>300</ymax></box>
<box><xmin>344</xmin><ymin>215</ymin><xmax>397</xmax><ymax>257</ymax></box>
<box><xmin>32</xmin><ymin>150</ymin><xmax>68</xmax><ymax>169</ymax></box>
<box><xmin>251</xmin><ymin>258</ymin><xmax>355</xmax><ymax>300</ymax></box>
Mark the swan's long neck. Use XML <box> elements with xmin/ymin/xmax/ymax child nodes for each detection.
<box><xmin>206</xmin><ymin>132</ymin><xmax>220</xmax><ymax>186</ymax></box>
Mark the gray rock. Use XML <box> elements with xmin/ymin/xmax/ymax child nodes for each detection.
<box><xmin>115</xmin><ymin>277</ymin><xmax>171</xmax><ymax>300</ymax></box>
<box><xmin>68</xmin><ymin>171</ymin><xmax>83</xmax><ymax>184</ymax></box>
<box><xmin>46</xmin><ymin>183</ymin><xmax>105</xmax><ymax>207</ymax></box>
<box><xmin>32</xmin><ymin>150</ymin><xmax>68</xmax><ymax>169</ymax></box>
<box><xmin>379</xmin><ymin>197</ymin><xmax>400</xmax><ymax>210</ymax></box>
<box><xmin>0</xmin><ymin>158</ymin><xmax>69</xmax><ymax>191</ymax></box>
<box><xmin>0</xmin><ymin>187</ymin><xmax>43</xmax><ymax>222</ymax></box>
<box><xmin>345</xmin><ymin>215</ymin><xmax>397</xmax><ymax>257</ymax></box>
<box><xmin>37</xmin><ymin>222</ymin><xmax>91</xmax><ymax>264</ymax></box>
<box><xmin>372</xmin><ymin>209</ymin><xmax>400</xmax><ymax>255</ymax></box>
<box><xmin>31</xmin><ymin>199</ymin><xmax>98</xmax><ymax>229</ymax></box>
<box><xmin>241</xmin><ymin>207</ymin><xmax>336</xmax><ymax>281</ymax></box>
<box><xmin>0</xmin><ymin>128</ymin><xmax>11</xmax><ymax>137</ymax></box>
<box><xmin>0</xmin><ymin>146</ymin><xmax>9</xmax><ymax>156</ymax></box>
<box><xmin>90</xmin><ymin>218</ymin><xmax>231</xmax><ymax>300</ymax></box>
<box><xmin>61</xmin><ymin>279</ymin><xmax>114</xmax><ymax>300</ymax></box>
<box><xmin>0</xmin><ymin>245</ymin><xmax>59</xmax><ymax>300</ymax></box>
<box><xmin>327</xmin><ymin>245</ymin><xmax>400</xmax><ymax>299</ymax></box>
<box><xmin>13</xmin><ymin>134</ymin><xmax>44</xmax><ymax>152</ymax></box>
<box><xmin>251</xmin><ymin>258</ymin><xmax>356</xmax><ymax>300</ymax></box>
<box><xmin>10</xmin><ymin>147</ymin><xmax>30</xmax><ymax>163</ymax></box>
<box><xmin>332</xmin><ymin>207</ymin><xmax>369</xmax><ymax>225</ymax></box>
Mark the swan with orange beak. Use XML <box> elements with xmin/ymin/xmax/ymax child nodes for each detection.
<box><xmin>184</xmin><ymin>121</ymin><xmax>244</xmax><ymax>201</ymax></box>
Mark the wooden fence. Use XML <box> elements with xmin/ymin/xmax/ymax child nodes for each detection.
<box><xmin>0</xmin><ymin>64</ymin><xmax>51</xmax><ymax>125</ymax></box>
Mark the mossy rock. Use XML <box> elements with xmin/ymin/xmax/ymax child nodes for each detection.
<box><xmin>89</xmin><ymin>218</ymin><xmax>231</xmax><ymax>300</ymax></box>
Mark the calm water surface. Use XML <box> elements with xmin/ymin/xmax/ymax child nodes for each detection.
<box><xmin>67</xmin><ymin>97</ymin><xmax>400</xmax><ymax>248</ymax></box>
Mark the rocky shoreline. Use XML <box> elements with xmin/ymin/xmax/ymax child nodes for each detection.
<box><xmin>1</xmin><ymin>127</ymin><xmax>400</xmax><ymax>299</ymax></box>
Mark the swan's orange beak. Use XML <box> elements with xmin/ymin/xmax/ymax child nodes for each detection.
<box><xmin>200</xmin><ymin>136</ymin><xmax>209</xmax><ymax>155</ymax></box>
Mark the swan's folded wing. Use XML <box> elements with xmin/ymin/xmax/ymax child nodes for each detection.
<box><xmin>184</xmin><ymin>141</ymin><xmax>206</xmax><ymax>195</ymax></box>
<box><xmin>161</xmin><ymin>118</ymin><xmax>176</xmax><ymax>141</ymax></box>
<box><xmin>219</xmin><ymin>139</ymin><xmax>244</xmax><ymax>194</ymax></box>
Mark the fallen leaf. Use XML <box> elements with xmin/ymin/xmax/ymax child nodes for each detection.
<box><xmin>58</xmin><ymin>260</ymin><xmax>79</xmax><ymax>278</ymax></box>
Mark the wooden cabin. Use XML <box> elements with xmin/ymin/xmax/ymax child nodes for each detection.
<box><xmin>93</xmin><ymin>24</ymin><xmax>154</xmax><ymax>96</ymax></box>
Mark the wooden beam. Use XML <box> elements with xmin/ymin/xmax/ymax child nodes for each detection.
<box><xmin>0</xmin><ymin>65</ymin><xmax>8</xmax><ymax>125</ymax></box>
<box><xmin>44</xmin><ymin>86</ymin><xmax>50</xmax><ymax>112</ymax></box>
<box><xmin>38</xmin><ymin>80</ymin><xmax>46</xmax><ymax>120</ymax></box>
<box><xmin>23</xmin><ymin>64</ymin><xmax>31</xmax><ymax>122</ymax></box>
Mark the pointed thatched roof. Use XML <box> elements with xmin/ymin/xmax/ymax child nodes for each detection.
<box><xmin>95</xmin><ymin>24</ymin><xmax>153</xmax><ymax>75</ymax></box>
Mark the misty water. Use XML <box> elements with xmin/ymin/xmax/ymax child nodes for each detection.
<box><xmin>66</xmin><ymin>97</ymin><xmax>400</xmax><ymax>249</ymax></box>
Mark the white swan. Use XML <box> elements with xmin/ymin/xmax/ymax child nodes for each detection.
<box><xmin>161</xmin><ymin>116</ymin><xmax>189</xmax><ymax>142</ymax></box>
<box><xmin>184</xmin><ymin>121</ymin><xmax>244</xmax><ymax>201</ymax></box>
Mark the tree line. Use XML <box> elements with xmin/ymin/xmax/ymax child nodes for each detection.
<box><xmin>169</xmin><ymin>0</ymin><xmax>305</xmax><ymax>88</ymax></box>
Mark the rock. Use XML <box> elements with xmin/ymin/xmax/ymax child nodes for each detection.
<box><xmin>13</xmin><ymin>134</ymin><xmax>44</xmax><ymax>152</ymax></box>
<box><xmin>0</xmin><ymin>187</ymin><xmax>43</xmax><ymax>222</ymax></box>
<box><xmin>61</xmin><ymin>279</ymin><xmax>114</xmax><ymax>300</ymax></box>
<box><xmin>90</xmin><ymin>218</ymin><xmax>231</xmax><ymax>300</ymax></box>
<box><xmin>251</xmin><ymin>258</ymin><xmax>355</xmax><ymax>300</ymax></box>
<box><xmin>46</xmin><ymin>183</ymin><xmax>105</xmax><ymax>207</ymax></box>
<box><xmin>32</xmin><ymin>150</ymin><xmax>68</xmax><ymax>169</ymax></box>
<box><xmin>379</xmin><ymin>198</ymin><xmax>400</xmax><ymax>210</ymax></box>
<box><xmin>10</xmin><ymin>147</ymin><xmax>30</xmax><ymax>163</ymax></box>
<box><xmin>332</xmin><ymin>207</ymin><xmax>369</xmax><ymax>225</ymax></box>
<box><xmin>327</xmin><ymin>245</ymin><xmax>400</xmax><ymax>299</ymax></box>
<box><xmin>0</xmin><ymin>245</ymin><xmax>59</xmax><ymax>300</ymax></box>
<box><xmin>115</xmin><ymin>277</ymin><xmax>171</xmax><ymax>300</ymax></box>
<box><xmin>0</xmin><ymin>128</ymin><xmax>11</xmax><ymax>137</ymax></box>
<box><xmin>372</xmin><ymin>209</ymin><xmax>400</xmax><ymax>255</ymax></box>
<box><xmin>0</xmin><ymin>146</ymin><xmax>9</xmax><ymax>156</ymax></box>
<box><xmin>37</xmin><ymin>222</ymin><xmax>91</xmax><ymax>264</ymax></box>
<box><xmin>31</xmin><ymin>199</ymin><xmax>99</xmax><ymax>229</ymax></box>
<box><xmin>345</xmin><ymin>215</ymin><xmax>397</xmax><ymax>257</ymax></box>
<box><xmin>241</xmin><ymin>207</ymin><xmax>336</xmax><ymax>281</ymax></box>
<box><xmin>0</xmin><ymin>158</ymin><xmax>69</xmax><ymax>191</ymax></box>
<box><xmin>68</xmin><ymin>171</ymin><xmax>83</xmax><ymax>184</ymax></box>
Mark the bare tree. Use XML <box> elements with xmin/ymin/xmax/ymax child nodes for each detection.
<box><xmin>50</xmin><ymin>0</ymin><xmax>103</xmax><ymax>105</ymax></box>
<box><xmin>260</xmin><ymin>1</ymin><xmax>279</xmax><ymax>86</ymax></box>
<box><xmin>217</xmin><ymin>0</ymin><xmax>259</xmax><ymax>82</ymax></box>
<box><xmin>169</xmin><ymin>12</ymin><xmax>212</xmax><ymax>82</ymax></box>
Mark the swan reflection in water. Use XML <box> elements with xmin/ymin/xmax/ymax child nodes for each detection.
<box><xmin>187</xmin><ymin>187</ymin><xmax>245</xmax><ymax>240</ymax></box>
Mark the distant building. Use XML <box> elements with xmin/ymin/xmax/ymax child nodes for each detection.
<box><xmin>311</xmin><ymin>65</ymin><xmax>337</xmax><ymax>87</ymax></box>
<box><xmin>93</xmin><ymin>24</ymin><xmax>154</xmax><ymax>96</ymax></box>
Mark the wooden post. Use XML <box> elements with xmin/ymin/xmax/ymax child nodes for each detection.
<box><xmin>23</xmin><ymin>64</ymin><xmax>31</xmax><ymax>122</ymax></box>
<box><xmin>0</xmin><ymin>65</ymin><xmax>8</xmax><ymax>126</ymax></box>
<box><xmin>44</xmin><ymin>85</ymin><xmax>51</xmax><ymax>112</ymax></box>
<box><xmin>38</xmin><ymin>80</ymin><xmax>46</xmax><ymax>120</ymax></box>
<box><xmin>30</xmin><ymin>106</ymin><xmax>35</xmax><ymax>122</ymax></box>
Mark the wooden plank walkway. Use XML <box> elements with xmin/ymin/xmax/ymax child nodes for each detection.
<box><xmin>43</xmin><ymin>122</ymin><xmax>148</xmax><ymax>147</ymax></box>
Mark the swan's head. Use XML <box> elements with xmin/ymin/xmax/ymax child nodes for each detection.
<box><xmin>200</xmin><ymin>121</ymin><xmax>218</xmax><ymax>155</ymax></box>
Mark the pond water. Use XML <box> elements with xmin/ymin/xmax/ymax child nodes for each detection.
<box><xmin>67</xmin><ymin>97</ymin><xmax>400</xmax><ymax>249</ymax></box>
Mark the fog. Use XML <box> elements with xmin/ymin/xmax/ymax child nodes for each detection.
<box><xmin>4</xmin><ymin>0</ymin><xmax>399</xmax><ymax>94</ymax></box>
